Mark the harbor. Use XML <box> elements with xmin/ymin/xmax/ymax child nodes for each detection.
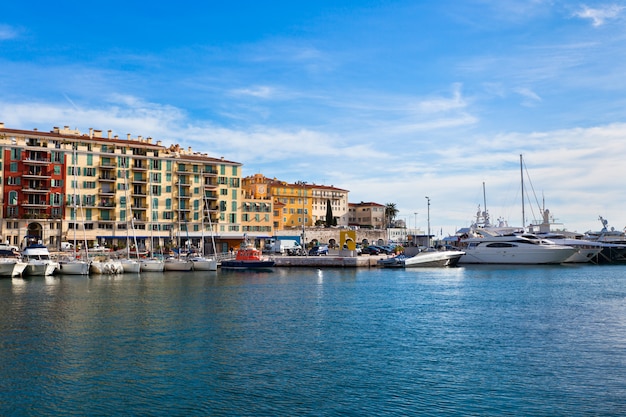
<box><xmin>2</xmin><ymin>264</ymin><xmax>626</xmax><ymax>416</ymax></box>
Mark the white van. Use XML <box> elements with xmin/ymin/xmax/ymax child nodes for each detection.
<box><xmin>271</xmin><ymin>239</ymin><xmax>303</xmax><ymax>255</ymax></box>
<box><xmin>61</xmin><ymin>242</ymin><xmax>74</xmax><ymax>251</ymax></box>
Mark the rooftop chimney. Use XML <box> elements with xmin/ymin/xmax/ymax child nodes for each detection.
<box><xmin>108</xmin><ymin>130</ymin><xmax>112</xmax><ymax>139</ymax></box>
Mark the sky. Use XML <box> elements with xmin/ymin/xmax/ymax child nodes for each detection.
<box><xmin>1</xmin><ymin>0</ymin><xmax>626</xmax><ymax>235</ymax></box>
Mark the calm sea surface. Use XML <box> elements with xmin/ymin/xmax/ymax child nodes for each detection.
<box><xmin>1</xmin><ymin>265</ymin><xmax>626</xmax><ymax>416</ymax></box>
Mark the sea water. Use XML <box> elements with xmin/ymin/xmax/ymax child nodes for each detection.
<box><xmin>1</xmin><ymin>265</ymin><xmax>625</xmax><ymax>416</ymax></box>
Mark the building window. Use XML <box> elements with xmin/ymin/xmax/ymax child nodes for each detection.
<box><xmin>8</xmin><ymin>191</ymin><xmax>17</xmax><ymax>205</ymax></box>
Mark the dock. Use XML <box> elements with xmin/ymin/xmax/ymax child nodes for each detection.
<box><xmin>273</xmin><ymin>253</ymin><xmax>387</xmax><ymax>268</ymax></box>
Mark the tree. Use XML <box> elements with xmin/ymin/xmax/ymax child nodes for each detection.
<box><xmin>385</xmin><ymin>203</ymin><xmax>399</xmax><ymax>229</ymax></box>
<box><xmin>325</xmin><ymin>199</ymin><xmax>333</xmax><ymax>227</ymax></box>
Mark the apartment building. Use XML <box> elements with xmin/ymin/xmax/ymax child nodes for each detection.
<box><xmin>0</xmin><ymin>123</ymin><xmax>242</xmax><ymax>253</ymax></box>
<box><xmin>348</xmin><ymin>202</ymin><xmax>386</xmax><ymax>229</ymax></box>
<box><xmin>242</xmin><ymin>174</ymin><xmax>350</xmax><ymax>230</ymax></box>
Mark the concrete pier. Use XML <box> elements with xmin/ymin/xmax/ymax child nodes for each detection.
<box><xmin>273</xmin><ymin>254</ymin><xmax>387</xmax><ymax>268</ymax></box>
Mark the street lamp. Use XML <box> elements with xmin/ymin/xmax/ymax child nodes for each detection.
<box><xmin>413</xmin><ymin>212</ymin><xmax>418</xmax><ymax>247</ymax></box>
<box><xmin>296</xmin><ymin>181</ymin><xmax>307</xmax><ymax>250</ymax></box>
<box><xmin>425</xmin><ymin>197</ymin><xmax>431</xmax><ymax>248</ymax></box>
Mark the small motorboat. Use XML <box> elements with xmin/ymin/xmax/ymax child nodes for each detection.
<box><xmin>221</xmin><ymin>243</ymin><xmax>274</xmax><ymax>270</ymax></box>
<box><xmin>378</xmin><ymin>249</ymin><xmax>465</xmax><ymax>268</ymax></box>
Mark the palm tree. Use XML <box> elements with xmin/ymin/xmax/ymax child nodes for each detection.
<box><xmin>385</xmin><ymin>203</ymin><xmax>399</xmax><ymax>229</ymax></box>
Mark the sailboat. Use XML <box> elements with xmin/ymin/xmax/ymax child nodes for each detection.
<box><xmin>119</xmin><ymin>159</ymin><xmax>141</xmax><ymax>273</ymax></box>
<box><xmin>58</xmin><ymin>148</ymin><xmax>90</xmax><ymax>275</ymax></box>
<box><xmin>141</xmin><ymin>166</ymin><xmax>165</xmax><ymax>272</ymax></box>
<box><xmin>189</xmin><ymin>176</ymin><xmax>218</xmax><ymax>271</ymax></box>
<box><xmin>164</xmin><ymin>175</ymin><xmax>193</xmax><ymax>271</ymax></box>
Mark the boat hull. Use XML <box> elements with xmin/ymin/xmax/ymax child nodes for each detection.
<box><xmin>379</xmin><ymin>251</ymin><xmax>465</xmax><ymax>268</ymax></box>
<box><xmin>140</xmin><ymin>259</ymin><xmax>165</xmax><ymax>272</ymax></box>
<box><xmin>564</xmin><ymin>248</ymin><xmax>603</xmax><ymax>263</ymax></box>
<box><xmin>120</xmin><ymin>259</ymin><xmax>141</xmax><ymax>274</ymax></box>
<box><xmin>90</xmin><ymin>260</ymin><xmax>124</xmax><ymax>275</ymax></box>
<box><xmin>459</xmin><ymin>246</ymin><xmax>575</xmax><ymax>264</ymax></box>
<box><xmin>190</xmin><ymin>257</ymin><xmax>218</xmax><ymax>271</ymax></box>
<box><xmin>24</xmin><ymin>261</ymin><xmax>58</xmax><ymax>276</ymax></box>
<box><xmin>164</xmin><ymin>260</ymin><xmax>194</xmax><ymax>271</ymax></box>
<box><xmin>221</xmin><ymin>260</ymin><xmax>275</xmax><ymax>270</ymax></box>
<box><xmin>404</xmin><ymin>251</ymin><xmax>465</xmax><ymax>267</ymax></box>
<box><xmin>58</xmin><ymin>261</ymin><xmax>90</xmax><ymax>275</ymax></box>
<box><xmin>0</xmin><ymin>260</ymin><xmax>27</xmax><ymax>277</ymax></box>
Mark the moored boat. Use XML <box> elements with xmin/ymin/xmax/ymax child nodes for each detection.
<box><xmin>140</xmin><ymin>258</ymin><xmax>165</xmax><ymax>272</ymax></box>
<box><xmin>0</xmin><ymin>245</ymin><xmax>28</xmax><ymax>277</ymax></box>
<box><xmin>22</xmin><ymin>243</ymin><xmax>59</xmax><ymax>276</ymax></box>
<box><xmin>379</xmin><ymin>249</ymin><xmax>465</xmax><ymax>268</ymax></box>
<box><xmin>58</xmin><ymin>256</ymin><xmax>90</xmax><ymax>275</ymax></box>
<box><xmin>120</xmin><ymin>258</ymin><xmax>141</xmax><ymax>274</ymax></box>
<box><xmin>164</xmin><ymin>256</ymin><xmax>194</xmax><ymax>272</ymax></box>
<box><xmin>189</xmin><ymin>255</ymin><xmax>217</xmax><ymax>271</ymax></box>
<box><xmin>458</xmin><ymin>230</ymin><xmax>576</xmax><ymax>265</ymax></box>
<box><xmin>90</xmin><ymin>258</ymin><xmax>124</xmax><ymax>275</ymax></box>
<box><xmin>221</xmin><ymin>244</ymin><xmax>274</xmax><ymax>270</ymax></box>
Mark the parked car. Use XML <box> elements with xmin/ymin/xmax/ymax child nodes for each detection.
<box><xmin>361</xmin><ymin>246</ymin><xmax>381</xmax><ymax>255</ymax></box>
<box><xmin>309</xmin><ymin>245</ymin><xmax>329</xmax><ymax>256</ymax></box>
<box><xmin>370</xmin><ymin>245</ymin><xmax>392</xmax><ymax>254</ymax></box>
<box><xmin>287</xmin><ymin>247</ymin><xmax>306</xmax><ymax>256</ymax></box>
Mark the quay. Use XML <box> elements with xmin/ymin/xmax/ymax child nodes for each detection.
<box><xmin>272</xmin><ymin>252</ymin><xmax>388</xmax><ymax>268</ymax></box>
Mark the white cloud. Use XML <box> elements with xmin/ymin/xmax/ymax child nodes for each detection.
<box><xmin>574</xmin><ymin>4</ymin><xmax>624</xmax><ymax>27</ymax></box>
<box><xmin>514</xmin><ymin>87</ymin><xmax>542</xmax><ymax>106</ymax></box>
<box><xmin>415</xmin><ymin>83</ymin><xmax>467</xmax><ymax>113</ymax></box>
<box><xmin>0</xmin><ymin>24</ymin><xmax>20</xmax><ymax>40</ymax></box>
<box><xmin>230</xmin><ymin>85</ymin><xmax>277</xmax><ymax>99</ymax></box>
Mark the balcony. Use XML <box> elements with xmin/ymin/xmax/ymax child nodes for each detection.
<box><xmin>98</xmin><ymin>216</ymin><xmax>117</xmax><ymax>222</ymax></box>
<box><xmin>23</xmin><ymin>170</ymin><xmax>51</xmax><ymax>179</ymax></box>
<box><xmin>98</xmin><ymin>188</ymin><xmax>116</xmax><ymax>196</ymax></box>
<box><xmin>23</xmin><ymin>157</ymin><xmax>51</xmax><ymax>166</ymax></box>
<box><xmin>23</xmin><ymin>187</ymin><xmax>49</xmax><ymax>194</ymax></box>
<box><xmin>22</xmin><ymin>200</ymin><xmax>49</xmax><ymax>208</ymax></box>
<box><xmin>100</xmin><ymin>162</ymin><xmax>116</xmax><ymax>169</ymax></box>
<box><xmin>131</xmin><ymin>175</ymin><xmax>147</xmax><ymax>184</ymax></box>
<box><xmin>98</xmin><ymin>176</ymin><xmax>117</xmax><ymax>182</ymax></box>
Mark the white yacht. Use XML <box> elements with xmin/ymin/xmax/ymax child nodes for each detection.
<box><xmin>581</xmin><ymin>216</ymin><xmax>626</xmax><ymax>263</ymax></box>
<box><xmin>22</xmin><ymin>243</ymin><xmax>59</xmax><ymax>276</ymax></box>
<box><xmin>379</xmin><ymin>249</ymin><xmax>465</xmax><ymax>268</ymax></box>
<box><xmin>0</xmin><ymin>245</ymin><xmax>28</xmax><ymax>277</ymax></box>
<box><xmin>458</xmin><ymin>230</ymin><xmax>576</xmax><ymax>265</ymax></box>
<box><xmin>523</xmin><ymin>233</ymin><xmax>603</xmax><ymax>264</ymax></box>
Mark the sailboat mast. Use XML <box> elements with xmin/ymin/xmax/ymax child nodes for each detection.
<box><xmin>520</xmin><ymin>154</ymin><xmax>525</xmax><ymax>232</ymax></box>
<box><xmin>482</xmin><ymin>181</ymin><xmax>488</xmax><ymax>225</ymax></box>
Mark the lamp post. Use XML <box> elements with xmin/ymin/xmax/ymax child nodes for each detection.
<box><xmin>425</xmin><ymin>197</ymin><xmax>431</xmax><ymax>248</ymax></box>
<box><xmin>296</xmin><ymin>180</ymin><xmax>307</xmax><ymax>250</ymax></box>
<box><xmin>413</xmin><ymin>212</ymin><xmax>418</xmax><ymax>247</ymax></box>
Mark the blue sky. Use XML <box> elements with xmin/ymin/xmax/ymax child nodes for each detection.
<box><xmin>2</xmin><ymin>0</ymin><xmax>626</xmax><ymax>235</ymax></box>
